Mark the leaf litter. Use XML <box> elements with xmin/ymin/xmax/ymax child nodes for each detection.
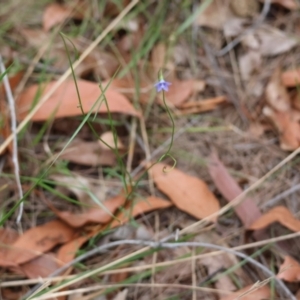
<box><xmin>3</xmin><ymin>0</ymin><xmax>300</xmax><ymax>299</ymax></box>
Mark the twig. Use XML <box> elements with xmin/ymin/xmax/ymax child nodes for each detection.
<box><xmin>26</xmin><ymin>240</ymin><xmax>295</xmax><ymax>300</ymax></box>
<box><xmin>215</xmin><ymin>0</ymin><xmax>271</xmax><ymax>57</ymax></box>
<box><xmin>0</xmin><ymin>55</ymin><xmax>24</xmax><ymax>225</ymax></box>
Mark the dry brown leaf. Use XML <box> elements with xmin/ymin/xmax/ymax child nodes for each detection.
<box><xmin>164</xmin><ymin>79</ymin><xmax>205</xmax><ymax>107</ymax></box>
<box><xmin>200</xmin><ymin>256</ymin><xmax>236</xmax><ymax>293</ymax></box>
<box><xmin>43</xmin><ymin>3</ymin><xmax>82</xmax><ymax>31</ymax></box>
<box><xmin>0</xmin><ymin>228</ymin><xmax>19</xmax><ymax>267</ymax></box>
<box><xmin>1</xmin><ymin>288</ymin><xmax>24</xmax><ymax>300</ymax></box>
<box><xmin>249</xmin><ymin>206</ymin><xmax>300</xmax><ymax>232</ymax></box>
<box><xmin>57</xmin><ymin>196</ymin><xmax>171</xmax><ymax>264</ymax></box>
<box><xmin>50</xmin><ymin>174</ymin><xmax>105</xmax><ymax>206</ymax></box>
<box><xmin>238</xmin><ymin>50</ymin><xmax>261</xmax><ymax>81</ymax></box>
<box><xmin>179</xmin><ymin>96</ymin><xmax>226</xmax><ymax>114</ymax></box>
<box><xmin>18</xmin><ymin>253</ymin><xmax>61</xmax><ymax>278</ymax></box>
<box><xmin>277</xmin><ymin>255</ymin><xmax>300</xmax><ymax>282</ymax></box>
<box><xmin>151</xmin><ymin>43</ymin><xmax>166</xmax><ymax>76</ymax></box>
<box><xmin>260</xmin><ymin>0</ymin><xmax>298</xmax><ymax>10</ymax></box>
<box><xmin>100</xmin><ymin>131</ymin><xmax>125</xmax><ymax>150</ymax></box>
<box><xmin>17</xmin><ymin>79</ymin><xmax>140</xmax><ymax>121</ymax></box>
<box><xmin>112</xmin><ymin>289</ymin><xmax>128</xmax><ymax>300</ymax></box>
<box><xmin>248</xmin><ymin>122</ymin><xmax>268</xmax><ymax>137</ymax></box>
<box><xmin>242</xmin><ymin>25</ymin><xmax>298</xmax><ymax>56</ymax></box>
<box><xmin>57</xmin><ymin>235</ymin><xmax>90</xmax><ymax>264</ymax></box>
<box><xmin>105</xmin><ymin>77</ymin><xmax>152</xmax><ymax>104</ymax></box>
<box><xmin>88</xmin><ymin>50</ymin><xmax>119</xmax><ymax>80</ymax></box>
<box><xmin>150</xmin><ymin>163</ymin><xmax>220</xmax><ymax>221</ymax></box>
<box><xmin>59</xmin><ymin>139</ymin><xmax>116</xmax><ymax>167</ymax></box>
<box><xmin>50</xmin><ymin>194</ymin><xmax>126</xmax><ymax>228</ymax></box>
<box><xmin>263</xmin><ymin>106</ymin><xmax>300</xmax><ymax>150</ymax></box>
<box><xmin>265</xmin><ymin>69</ymin><xmax>291</xmax><ymax>112</ymax></box>
<box><xmin>263</xmin><ymin>70</ymin><xmax>300</xmax><ymax>150</ymax></box>
<box><xmin>111</xmin><ymin>196</ymin><xmax>172</xmax><ymax>227</ymax></box>
<box><xmin>19</xmin><ymin>28</ymin><xmax>49</xmax><ymax>48</ymax></box>
<box><xmin>197</xmin><ymin>0</ymin><xmax>246</xmax><ymax>37</ymax></box>
<box><xmin>208</xmin><ymin>153</ymin><xmax>261</xmax><ymax>228</ymax></box>
<box><xmin>282</xmin><ymin>68</ymin><xmax>300</xmax><ymax>87</ymax></box>
<box><xmin>220</xmin><ymin>284</ymin><xmax>271</xmax><ymax>300</ymax></box>
<box><xmin>291</xmin><ymin>92</ymin><xmax>300</xmax><ymax>111</ymax></box>
<box><xmin>0</xmin><ymin>220</ymin><xmax>75</xmax><ymax>266</ymax></box>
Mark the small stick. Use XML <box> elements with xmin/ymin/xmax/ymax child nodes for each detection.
<box><xmin>0</xmin><ymin>55</ymin><xmax>24</xmax><ymax>226</ymax></box>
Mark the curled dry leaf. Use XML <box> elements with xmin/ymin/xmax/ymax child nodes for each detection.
<box><xmin>238</xmin><ymin>50</ymin><xmax>261</xmax><ymax>81</ymax></box>
<box><xmin>43</xmin><ymin>3</ymin><xmax>82</xmax><ymax>32</ymax></box>
<box><xmin>110</xmin><ymin>196</ymin><xmax>172</xmax><ymax>227</ymax></box>
<box><xmin>263</xmin><ymin>69</ymin><xmax>300</xmax><ymax>150</ymax></box>
<box><xmin>104</xmin><ymin>77</ymin><xmax>152</xmax><ymax>104</ymax></box>
<box><xmin>0</xmin><ymin>228</ymin><xmax>19</xmax><ymax>267</ymax></box>
<box><xmin>149</xmin><ymin>163</ymin><xmax>220</xmax><ymax>221</ymax></box>
<box><xmin>50</xmin><ymin>194</ymin><xmax>127</xmax><ymax>228</ymax></box>
<box><xmin>208</xmin><ymin>153</ymin><xmax>261</xmax><ymax>228</ymax></box>
<box><xmin>242</xmin><ymin>25</ymin><xmax>298</xmax><ymax>56</ymax></box>
<box><xmin>50</xmin><ymin>174</ymin><xmax>106</xmax><ymax>206</ymax></box>
<box><xmin>18</xmin><ymin>253</ymin><xmax>61</xmax><ymax>278</ymax></box>
<box><xmin>179</xmin><ymin>96</ymin><xmax>226</xmax><ymax>114</ymax></box>
<box><xmin>281</xmin><ymin>68</ymin><xmax>300</xmax><ymax>87</ymax></box>
<box><xmin>249</xmin><ymin>206</ymin><xmax>300</xmax><ymax>232</ymax></box>
<box><xmin>57</xmin><ymin>196</ymin><xmax>171</xmax><ymax>264</ymax></box>
<box><xmin>164</xmin><ymin>79</ymin><xmax>206</xmax><ymax>107</ymax></box>
<box><xmin>197</xmin><ymin>0</ymin><xmax>246</xmax><ymax>37</ymax></box>
<box><xmin>17</xmin><ymin>79</ymin><xmax>140</xmax><ymax>121</ymax></box>
<box><xmin>100</xmin><ymin>131</ymin><xmax>125</xmax><ymax>150</ymax></box>
<box><xmin>263</xmin><ymin>106</ymin><xmax>300</xmax><ymax>150</ymax></box>
<box><xmin>265</xmin><ymin>69</ymin><xmax>291</xmax><ymax>112</ymax></box>
<box><xmin>59</xmin><ymin>139</ymin><xmax>117</xmax><ymax>167</ymax></box>
<box><xmin>0</xmin><ymin>220</ymin><xmax>75</xmax><ymax>267</ymax></box>
<box><xmin>220</xmin><ymin>284</ymin><xmax>271</xmax><ymax>300</ymax></box>
<box><xmin>278</xmin><ymin>255</ymin><xmax>300</xmax><ymax>282</ymax></box>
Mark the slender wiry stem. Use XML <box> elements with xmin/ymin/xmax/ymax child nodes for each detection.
<box><xmin>0</xmin><ymin>55</ymin><xmax>24</xmax><ymax>226</ymax></box>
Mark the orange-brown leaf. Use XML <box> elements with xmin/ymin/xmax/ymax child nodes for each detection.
<box><xmin>18</xmin><ymin>253</ymin><xmax>61</xmax><ymax>278</ymax></box>
<box><xmin>57</xmin><ymin>196</ymin><xmax>171</xmax><ymax>264</ymax></box>
<box><xmin>52</xmin><ymin>194</ymin><xmax>126</xmax><ymax>227</ymax></box>
<box><xmin>164</xmin><ymin>80</ymin><xmax>205</xmax><ymax>107</ymax></box>
<box><xmin>282</xmin><ymin>68</ymin><xmax>300</xmax><ymax>87</ymax></box>
<box><xmin>220</xmin><ymin>284</ymin><xmax>271</xmax><ymax>300</ymax></box>
<box><xmin>266</xmin><ymin>69</ymin><xmax>291</xmax><ymax>112</ymax></box>
<box><xmin>17</xmin><ymin>80</ymin><xmax>140</xmax><ymax>121</ymax></box>
<box><xmin>59</xmin><ymin>139</ymin><xmax>117</xmax><ymax>166</ymax></box>
<box><xmin>57</xmin><ymin>235</ymin><xmax>90</xmax><ymax>264</ymax></box>
<box><xmin>277</xmin><ymin>255</ymin><xmax>300</xmax><ymax>282</ymax></box>
<box><xmin>263</xmin><ymin>107</ymin><xmax>300</xmax><ymax>150</ymax></box>
<box><xmin>43</xmin><ymin>3</ymin><xmax>83</xmax><ymax>31</ymax></box>
<box><xmin>0</xmin><ymin>220</ymin><xmax>75</xmax><ymax>266</ymax></box>
<box><xmin>150</xmin><ymin>163</ymin><xmax>220</xmax><ymax>221</ymax></box>
<box><xmin>179</xmin><ymin>96</ymin><xmax>226</xmax><ymax>114</ymax></box>
<box><xmin>249</xmin><ymin>206</ymin><xmax>300</xmax><ymax>232</ymax></box>
<box><xmin>111</xmin><ymin>196</ymin><xmax>172</xmax><ymax>227</ymax></box>
<box><xmin>208</xmin><ymin>153</ymin><xmax>261</xmax><ymax>228</ymax></box>
<box><xmin>0</xmin><ymin>228</ymin><xmax>19</xmax><ymax>267</ymax></box>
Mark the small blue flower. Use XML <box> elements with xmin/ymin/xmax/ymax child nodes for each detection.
<box><xmin>154</xmin><ymin>79</ymin><xmax>171</xmax><ymax>92</ymax></box>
